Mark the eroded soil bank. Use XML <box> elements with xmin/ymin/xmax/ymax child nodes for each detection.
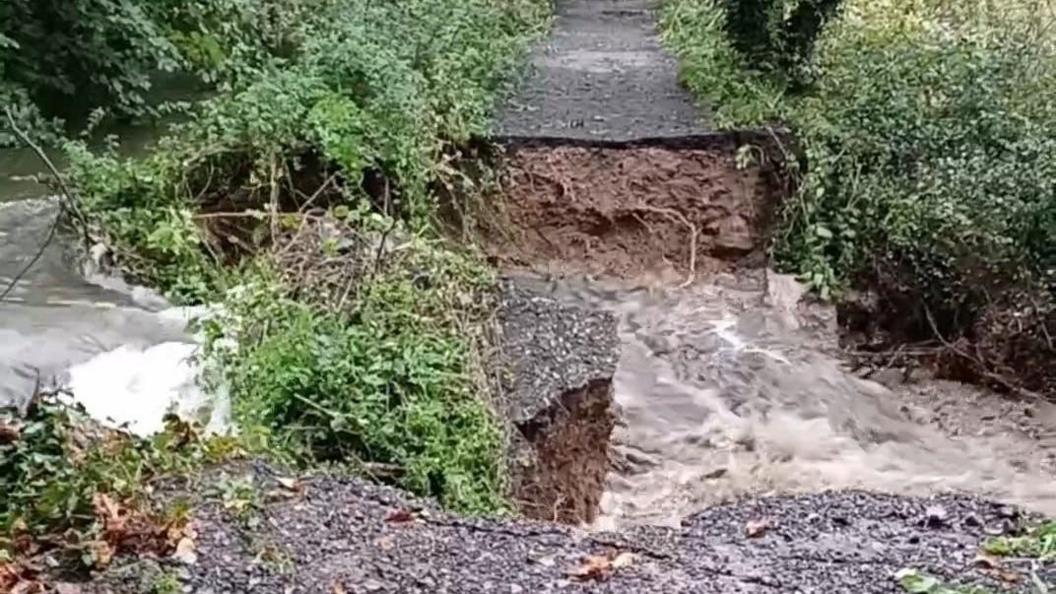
<box><xmin>483</xmin><ymin>137</ymin><xmax>786</xmax><ymax>281</ymax></box>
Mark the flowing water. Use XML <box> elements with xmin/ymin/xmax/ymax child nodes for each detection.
<box><xmin>3</xmin><ymin>131</ymin><xmax>1054</xmax><ymax>525</ymax></box>
<box><xmin>0</xmin><ymin>128</ymin><xmax>224</xmax><ymax>435</ymax></box>
<box><xmin>510</xmin><ymin>273</ymin><xmax>1056</xmax><ymax>529</ymax></box>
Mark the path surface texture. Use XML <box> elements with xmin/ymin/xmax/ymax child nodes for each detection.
<box><xmin>497</xmin><ymin>0</ymin><xmax>710</xmax><ymax>140</ymax></box>
<box><xmin>92</xmin><ymin>465</ymin><xmax>1050</xmax><ymax>594</ymax></box>
<box><xmin>89</xmin><ymin>2</ymin><xmax>1051</xmax><ymax>592</ymax></box>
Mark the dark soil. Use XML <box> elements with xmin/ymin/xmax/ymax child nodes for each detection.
<box><xmin>88</xmin><ymin>463</ymin><xmax>1051</xmax><ymax>593</ymax></box>
<box><xmin>497</xmin><ymin>0</ymin><xmax>710</xmax><ymax>141</ymax></box>
<box><xmin>485</xmin><ymin>141</ymin><xmax>785</xmax><ymax>280</ymax></box>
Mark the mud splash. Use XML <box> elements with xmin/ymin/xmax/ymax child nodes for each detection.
<box><xmin>508</xmin><ymin>272</ymin><xmax>1056</xmax><ymax>530</ymax></box>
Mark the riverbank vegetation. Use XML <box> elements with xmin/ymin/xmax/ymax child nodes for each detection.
<box><xmin>1</xmin><ymin>0</ymin><xmax>549</xmax><ymax>579</ymax></box>
<box><xmin>662</xmin><ymin>0</ymin><xmax>1056</xmax><ymax>397</ymax></box>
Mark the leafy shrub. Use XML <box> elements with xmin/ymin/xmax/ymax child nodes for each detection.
<box><xmin>661</xmin><ymin>0</ymin><xmax>787</xmax><ymax>126</ymax></box>
<box><xmin>206</xmin><ymin>246</ymin><xmax>507</xmax><ymax>514</ymax></box>
<box><xmin>782</xmin><ymin>0</ymin><xmax>1056</xmax><ymax>326</ymax></box>
<box><xmin>665</xmin><ymin>0</ymin><xmax>1056</xmax><ymax>338</ymax></box>
<box><xmin>65</xmin><ymin>0</ymin><xmax>548</xmax><ymax>513</ymax></box>
<box><xmin>70</xmin><ymin>0</ymin><xmax>549</xmax><ymax>301</ymax></box>
<box><xmin>721</xmin><ymin>0</ymin><xmax>844</xmax><ymax>81</ymax></box>
<box><xmin>1</xmin><ymin>396</ymin><xmax>237</xmax><ymax>562</ymax></box>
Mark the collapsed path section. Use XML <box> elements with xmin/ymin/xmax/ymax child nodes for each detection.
<box><xmin>496</xmin><ymin>279</ymin><xmax>620</xmax><ymax>524</ymax></box>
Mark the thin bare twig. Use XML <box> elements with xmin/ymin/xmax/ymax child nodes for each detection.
<box><xmin>1</xmin><ymin>108</ymin><xmax>90</xmax><ymax>301</ymax></box>
<box><xmin>923</xmin><ymin>304</ymin><xmax>1042</xmax><ymax>400</ymax></box>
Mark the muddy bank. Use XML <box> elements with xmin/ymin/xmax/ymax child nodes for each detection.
<box><xmin>484</xmin><ymin>138</ymin><xmax>786</xmax><ymax>281</ymax></box>
<box><xmin>87</xmin><ymin>463</ymin><xmax>1050</xmax><ymax>593</ymax></box>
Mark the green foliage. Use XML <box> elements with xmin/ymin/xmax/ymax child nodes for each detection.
<box><xmin>55</xmin><ymin>0</ymin><xmax>546</xmax><ymax>518</ymax></box>
<box><xmin>661</xmin><ymin>0</ymin><xmax>787</xmax><ymax>126</ymax></box>
<box><xmin>0</xmin><ymin>396</ymin><xmax>238</xmax><ymax>560</ymax></box>
<box><xmin>984</xmin><ymin>521</ymin><xmax>1056</xmax><ymax>560</ymax></box>
<box><xmin>896</xmin><ymin>569</ymin><xmax>992</xmax><ymax>594</ymax></box>
<box><xmin>721</xmin><ymin>0</ymin><xmax>844</xmax><ymax>81</ymax></box>
<box><xmin>205</xmin><ymin>245</ymin><xmax>507</xmax><ymax>514</ymax></box>
<box><xmin>0</xmin><ymin>0</ymin><xmax>179</xmax><ymax>118</ymax></box>
<box><xmin>69</xmin><ymin>0</ymin><xmax>550</xmax><ymax>301</ymax></box>
<box><xmin>664</xmin><ymin>0</ymin><xmax>1056</xmax><ymax>337</ymax></box>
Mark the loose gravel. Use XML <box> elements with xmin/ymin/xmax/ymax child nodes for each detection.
<box><xmin>89</xmin><ymin>463</ymin><xmax>1050</xmax><ymax>593</ymax></box>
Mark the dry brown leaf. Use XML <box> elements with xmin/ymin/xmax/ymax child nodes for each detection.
<box><xmin>92</xmin><ymin>493</ymin><xmax>127</xmax><ymax>540</ymax></box>
<box><xmin>973</xmin><ymin>553</ymin><xmax>1001</xmax><ymax>570</ymax></box>
<box><xmin>276</xmin><ymin>477</ymin><xmax>301</xmax><ymax>491</ymax></box>
<box><xmin>11</xmin><ymin>580</ymin><xmax>45</xmax><ymax>594</ymax></box>
<box><xmin>0</xmin><ymin>420</ymin><xmax>20</xmax><ymax>444</ymax></box>
<box><xmin>745</xmin><ymin>518</ymin><xmax>770</xmax><ymax>538</ymax></box>
<box><xmin>385</xmin><ymin>508</ymin><xmax>416</xmax><ymax>524</ymax></box>
<box><xmin>568</xmin><ymin>554</ymin><xmax>613</xmax><ymax>581</ymax></box>
<box><xmin>992</xmin><ymin>568</ymin><xmax>1022</xmax><ymax>583</ymax></box>
<box><xmin>611</xmin><ymin>552</ymin><xmax>637</xmax><ymax>569</ymax></box>
<box><xmin>88</xmin><ymin>540</ymin><xmax>113</xmax><ymax>568</ymax></box>
<box><xmin>567</xmin><ymin>550</ymin><xmax>637</xmax><ymax>581</ymax></box>
<box><xmin>173</xmin><ymin>537</ymin><xmax>198</xmax><ymax>565</ymax></box>
<box><xmin>331</xmin><ymin>583</ymin><xmax>347</xmax><ymax>594</ymax></box>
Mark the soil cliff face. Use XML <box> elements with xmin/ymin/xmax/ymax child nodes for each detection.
<box><xmin>486</xmin><ymin>141</ymin><xmax>785</xmax><ymax>281</ymax></box>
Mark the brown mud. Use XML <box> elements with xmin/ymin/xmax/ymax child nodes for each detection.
<box><xmin>513</xmin><ymin>378</ymin><xmax>615</xmax><ymax>524</ymax></box>
<box><xmin>483</xmin><ymin>139</ymin><xmax>787</xmax><ymax>282</ymax></box>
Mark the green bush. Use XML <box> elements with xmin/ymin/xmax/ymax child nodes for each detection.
<box><xmin>206</xmin><ymin>247</ymin><xmax>506</xmax><ymax>514</ymax></box>
<box><xmin>1</xmin><ymin>396</ymin><xmax>236</xmax><ymax>562</ymax></box>
<box><xmin>70</xmin><ymin>0</ymin><xmax>549</xmax><ymax>301</ymax></box>
<box><xmin>64</xmin><ymin>0</ymin><xmax>549</xmax><ymax>514</ymax></box>
<box><xmin>664</xmin><ymin>0</ymin><xmax>1056</xmax><ymax>328</ymax></box>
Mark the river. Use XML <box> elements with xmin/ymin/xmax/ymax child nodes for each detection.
<box><xmin>0</xmin><ymin>127</ymin><xmax>222</xmax><ymax>435</ymax></box>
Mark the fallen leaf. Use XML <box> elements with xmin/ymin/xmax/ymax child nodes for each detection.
<box><xmin>11</xmin><ymin>580</ymin><xmax>45</xmax><ymax>594</ymax></box>
<box><xmin>567</xmin><ymin>550</ymin><xmax>636</xmax><ymax>581</ymax></box>
<box><xmin>991</xmin><ymin>568</ymin><xmax>1022</xmax><ymax>584</ymax></box>
<box><xmin>276</xmin><ymin>477</ymin><xmax>300</xmax><ymax>491</ymax></box>
<box><xmin>745</xmin><ymin>518</ymin><xmax>770</xmax><ymax>538</ymax></box>
<box><xmin>972</xmin><ymin>553</ymin><xmax>1001</xmax><ymax>570</ymax></box>
<box><xmin>376</xmin><ymin>535</ymin><xmax>395</xmax><ymax>551</ymax></box>
<box><xmin>0</xmin><ymin>420</ymin><xmax>20</xmax><ymax>444</ymax></box>
<box><xmin>87</xmin><ymin>540</ymin><xmax>114</xmax><ymax>568</ymax></box>
<box><xmin>385</xmin><ymin>508</ymin><xmax>416</xmax><ymax>524</ymax></box>
<box><xmin>331</xmin><ymin>582</ymin><xmax>347</xmax><ymax>594</ymax></box>
<box><xmin>567</xmin><ymin>554</ymin><xmax>613</xmax><ymax>581</ymax></box>
<box><xmin>173</xmin><ymin>537</ymin><xmax>198</xmax><ymax>565</ymax></box>
<box><xmin>895</xmin><ymin>568</ymin><xmax>938</xmax><ymax>593</ymax></box>
<box><xmin>611</xmin><ymin>552</ymin><xmax>637</xmax><ymax>569</ymax></box>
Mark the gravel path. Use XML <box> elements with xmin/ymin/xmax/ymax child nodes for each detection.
<box><xmin>91</xmin><ymin>463</ymin><xmax>1049</xmax><ymax>593</ymax></box>
<box><xmin>497</xmin><ymin>0</ymin><xmax>710</xmax><ymax>141</ymax></box>
<box><xmin>496</xmin><ymin>278</ymin><xmax>619</xmax><ymax>424</ymax></box>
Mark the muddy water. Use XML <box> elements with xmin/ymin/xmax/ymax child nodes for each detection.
<box><xmin>0</xmin><ymin>122</ymin><xmax>225</xmax><ymax>433</ymax></box>
<box><xmin>515</xmin><ymin>272</ymin><xmax>1056</xmax><ymax>529</ymax></box>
